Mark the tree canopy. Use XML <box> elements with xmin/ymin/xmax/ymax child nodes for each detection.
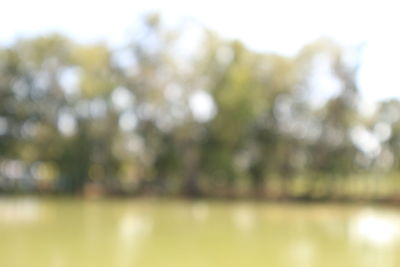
<box><xmin>1</xmin><ymin>14</ymin><xmax>399</xmax><ymax>200</ymax></box>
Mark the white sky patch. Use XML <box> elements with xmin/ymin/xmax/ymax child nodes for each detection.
<box><xmin>309</xmin><ymin>54</ymin><xmax>341</xmax><ymax>107</ymax></box>
<box><xmin>112</xmin><ymin>48</ymin><xmax>136</xmax><ymax>70</ymax></box>
<box><xmin>111</xmin><ymin>86</ymin><xmax>134</xmax><ymax>111</ymax></box>
<box><xmin>357</xmin><ymin>98</ymin><xmax>378</xmax><ymax>118</ymax></box>
<box><xmin>357</xmin><ymin>30</ymin><xmax>400</xmax><ymax>102</ymax></box>
<box><xmin>373</xmin><ymin>122</ymin><xmax>392</xmax><ymax>143</ymax></box>
<box><xmin>119</xmin><ymin>110</ymin><xmax>137</xmax><ymax>132</ymax></box>
<box><xmin>59</xmin><ymin>67</ymin><xmax>80</xmax><ymax>97</ymax></box>
<box><xmin>351</xmin><ymin>126</ymin><xmax>381</xmax><ymax>158</ymax></box>
<box><xmin>173</xmin><ymin>20</ymin><xmax>205</xmax><ymax>61</ymax></box>
<box><xmin>189</xmin><ymin>90</ymin><xmax>216</xmax><ymax>123</ymax></box>
<box><xmin>57</xmin><ymin>111</ymin><xmax>77</xmax><ymax>136</ymax></box>
<box><xmin>1</xmin><ymin>0</ymin><xmax>400</xmax><ymax>102</ymax></box>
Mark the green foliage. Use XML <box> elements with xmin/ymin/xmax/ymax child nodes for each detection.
<box><xmin>0</xmin><ymin>14</ymin><xmax>398</xmax><ymax>200</ymax></box>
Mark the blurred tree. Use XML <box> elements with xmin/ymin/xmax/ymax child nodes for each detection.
<box><xmin>0</xmin><ymin>15</ymin><xmax>395</xmax><ymax>201</ymax></box>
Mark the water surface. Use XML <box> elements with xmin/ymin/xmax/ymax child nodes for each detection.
<box><xmin>1</xmin><ymin>198</ymin><xmax>400</xmax><ymax>267</ymax></box>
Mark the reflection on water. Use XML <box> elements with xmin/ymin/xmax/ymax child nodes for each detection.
<box><xmin>119</xmin><ymin>213</ymin><xmax>153</xmax><ymax>242</ymax></box>
<box><xmin>1</xmin><ymin>198</ymin><xmax>400</xmax><ymax>267</ymax></box>
<box><xmin>232</xmin><ymin>205</ymin><xmax>255</xmax><ymax>232</ymax></box>
<box><xmin>191</xmin><ymin>202</ymin><xmax>209</xmax><ymax>223</ymax></box>
<box><xmin>288</xmin><ymin>239</ymin><xmax>314</xmax><ymax>267</ymax></box>
<box><xmin>0</xmin><ymin>198</ymin><xmax>42</xmax><ymax>224</ymax></box>
<box><xmin>350</xmin><ymin>209</ymin><xmax>400</xmax><ymax>246</ymax></box>
<box><xmin>349</xmin><ymin>209</ymin><xmax>400</xmax><ymax>267</ymax></box>
<box><xmin>116</xmin><ymin>213</ymin><xmax>152</xmax><ymax>267</ymax></box>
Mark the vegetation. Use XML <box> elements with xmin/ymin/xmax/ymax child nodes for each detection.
<box><xmin>1</xmin><ymin>14</ymin><xmax>399</xmax><ymax>200</ymax></box>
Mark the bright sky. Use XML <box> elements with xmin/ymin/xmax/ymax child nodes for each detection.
<box><xmin>1</xmin><ymin>0</ymin><xmax>400</xmax><ymax>103</ymax></box>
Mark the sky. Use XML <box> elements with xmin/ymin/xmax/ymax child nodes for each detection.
<box><xmin>1</xmin><ymin>0</ymin><xmax>400</xmax><ymax>104</ymax></box>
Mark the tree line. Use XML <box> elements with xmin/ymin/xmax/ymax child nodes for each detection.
<box><xmin>1</xmin><ymin>14</ymin><xmax>400</xmax><ymax>200</ymax></box>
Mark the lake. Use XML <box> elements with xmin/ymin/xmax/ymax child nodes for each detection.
<box><xmin>1</xmin><ymin>197</ymin><xmax>400</xmax><ymax>267</ymax></box>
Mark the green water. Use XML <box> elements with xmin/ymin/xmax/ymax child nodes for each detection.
<box><xmin>1</xmin><ymin>198</ymin><xmax>400</xmax><ymax>267</ymax></box>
